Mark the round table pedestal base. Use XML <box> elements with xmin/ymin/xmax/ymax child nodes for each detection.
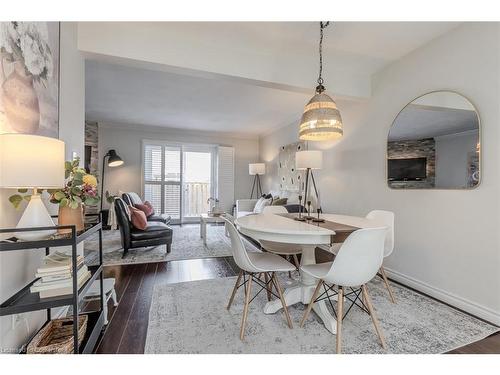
<box><xmin>262</xmin><ymin>245</ymin><xmax>338</xmax><ymax>335</ymax></box>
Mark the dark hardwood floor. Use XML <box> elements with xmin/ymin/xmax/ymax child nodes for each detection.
<box><xmin>91</xmin><ymin>254</ymin><xmax>500</xmax><ymax>354</ymax></box>
<box><xmin>93</xmin><ymin>257</ymin><xmax>238</xmax><ymax>354</ymax></box>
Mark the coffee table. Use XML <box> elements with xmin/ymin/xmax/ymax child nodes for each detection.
<box><xmin>199</xmin><ymin>213</ymin><xmax>233</xmax><ymax>245</ymax></box>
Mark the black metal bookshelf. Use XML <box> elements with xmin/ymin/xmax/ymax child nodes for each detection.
<box><xmin>0</xmin><ymin>217</ymin><xmax>104</xmax><ymax>354</ymax></box>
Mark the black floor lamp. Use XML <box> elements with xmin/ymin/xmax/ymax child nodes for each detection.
<box><xmin>296</xmin><ymin>150</ymin><xmax>323</xmax><ymax>221</ymax></box>
<box><xmin>100</xmin><ymin>149</ymin><xmax>124</xmax><ymax>212</ymax></box>
<box><xmin>249</xmin><ymin>163</ymin><xmax>265</xmax><ymax>199</ymax></box>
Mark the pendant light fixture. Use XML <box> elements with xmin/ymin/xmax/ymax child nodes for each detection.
<box><xmin>299</xmin><ymin>22</ymin><xmax>343</xmax><ymax>141</ymax></box>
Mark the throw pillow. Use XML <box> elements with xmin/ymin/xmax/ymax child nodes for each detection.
<box><xmin>129</xmin><ymin>206</ymin><xmax>148</xmax><ymax>230</ymax></box>
<box><xmin>253</xmin><ymin>197</ymin><xmax>272</xmax><ymax>213</ymax></box>
<box><xmin>134</xmin><ymin>203</ymin><xmax>154</xmax><ymax>217</ymax></box>
<box><xmin>144</xmin><ymin>201</ymin><xmax>155</xmax><ymax>215</ymax></box>
<box><xmin>272</xmin><ymin>197</ymin><xmax>288</xmax><ymax>206</ymax></box>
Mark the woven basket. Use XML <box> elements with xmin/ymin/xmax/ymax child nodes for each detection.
<box><xmin>27</xmin><ymin>315</ymin><xmax>88</xmax><ymax>354</ymax></box>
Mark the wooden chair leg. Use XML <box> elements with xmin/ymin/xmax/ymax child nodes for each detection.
<box><xmin>227</xmin><ymin>270</ymin><xmax>243</xmax><ymax>310</ymax></box>
<box><xmin>240</xmin><ymin>274</ymin><xmax>253</xmax><ymax>340</ymax></box>
<box><xmin>300</xmin><ymin>280</ymin><xmax>324</xmax><ymax>327</ymax></box>
<box><xmin>272</xmin><ymin>273</ymin><xmax>293</xmax><ymax>329</ymax></box>
<box><xmin>362</xmin><ymin>285</ymin><xmax>387</xmax><ymax>350</ymax></box>
<box><xmin>379</xmin><ymin>266</ymin><xmax>396</xmax><ymax>303</ymax></box>
<box><xmin>336</xmin><ymin>286</ymin><xmax>344</xmax><ymax>354</ymax></box>
<box><xmin>264</xmin><ymin>272</ymin><xmax>272</xmax><ymax>301</ymax></box>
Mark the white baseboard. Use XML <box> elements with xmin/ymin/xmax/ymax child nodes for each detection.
<box><xmin>384</xmin><ymin>267</ymin><xmax>500</xmax><ymax>326</ymax></box>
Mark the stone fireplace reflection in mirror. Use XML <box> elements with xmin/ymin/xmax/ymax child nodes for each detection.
<box><xmin>387</xmin><ymin>91</ymin><xmax>480</xmax><ymax>189</ymax></box>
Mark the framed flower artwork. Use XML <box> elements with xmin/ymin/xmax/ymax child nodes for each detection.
<box><xmin>0</xmin><ymin>22</ymin><xmax>60</xmax><ymax>138</ymax></box>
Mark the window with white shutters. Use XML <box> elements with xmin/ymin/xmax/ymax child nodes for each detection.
<box><xmin>143</xmin><ymin>141</ymin><xmax>234</xmax><ymax>222</ymax></box>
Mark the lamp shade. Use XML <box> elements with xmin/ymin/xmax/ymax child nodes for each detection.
<box><xmin>249</xmin><ymin>163</ymin><xmax>265</xmax><ymax>175</ymax></box>
<box><xmin>299</xmin><ymin>92</ymin><xmax>343</xmax><ymax>141</ymax></box>
<box><xmin>0</xmin><ymin>134</ymin><xmax>65</xmax><ymax>189</ymax></box>
<box><xmin>107</xmin><ymin>149</ymin><xmax>124</xmax><ymax>167</ymax></box>
<box><xmin>296</xmin><ymin>150</ymin><xmax>323</xmax><ymax>170</ymax></box>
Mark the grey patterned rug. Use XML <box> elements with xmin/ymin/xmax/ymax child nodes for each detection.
<box><xmin>84</xmin><ymin>224</ymin><xmax>255</xmax><ymax>266</ymax></box>
<box><xmin>145</xmin><ymin>276</ymin><xmax>498</xmax><ymax>354</ymax></box>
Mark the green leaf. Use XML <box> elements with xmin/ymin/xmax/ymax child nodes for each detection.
<box><xmin>17</xmin><ymin>188</ymin><xmax>28</xmax><ymax>193</ymax></box>
<box><xmin>8</xmin><ymin>195</ymin><xmax>23</xmax><ymax>209</ymax></box>
<box><xmin>47</xmin><ymin>189</ymin><xmax>59</xmax><ymax>194</ymax></box>
<box><xmin>73</xmin><ymin>196</ymin><xmax>82</xmax><ymax>203</ymax></box>
<box><xmin>69</xmin><ymin>200</ymin><xmax>79</xmax><ymax>209</ymax></box>
<box><xmin>84</xmin><ymin>197</ymin><xmax>99</xmax><ymax>206</ymax></box>
<box><xmin>23</xmin><ymin>195</ymin><xmax>31</xmax><ymax>202</ymax></box>
<box><xmin>71</xmin><ymin>186</ymin><xmax>82</xmax><ymax>195</ymax></box>
<box><xmin>60</xmin><ymin>198</ymin><xmax>69</xmax><ymax>207</ymax></box>
<box><xmin>54</xmin><ymin>191</ymin><xmax>65</xmax><ymax>200</ymax></box>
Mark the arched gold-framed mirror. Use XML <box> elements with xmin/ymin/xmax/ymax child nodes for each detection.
<box><xmin>387</xmin><ymin>91</ymin><xmax>480</xmax><ymax>190</ymax></box>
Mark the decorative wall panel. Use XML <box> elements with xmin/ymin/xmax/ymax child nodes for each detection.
<box><xmin>278</xmin><ymin>141</ymin><xmax>305</xmax><ymax>192</ymax></box>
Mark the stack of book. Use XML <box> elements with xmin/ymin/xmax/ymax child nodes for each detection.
<box><xmin>30</xmin><ymin>252</ymin><xmax>91</xmax><ymax>298</ymax></box>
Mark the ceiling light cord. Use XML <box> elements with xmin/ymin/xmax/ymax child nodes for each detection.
<box><xmin>316</xmin><ymin>21</ymin><xmax>330</xmax><ymax>93</ymax></box>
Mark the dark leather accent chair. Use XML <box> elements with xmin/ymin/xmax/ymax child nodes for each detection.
<box><xmin>115</xmin><ymin>198</ymin><xmax>173</xmax><ymax>258</ymax></box>
<box><xmin>122</xmin><ymin>192</ymin><xmax>172</xmax><ymax>225</ymax></box>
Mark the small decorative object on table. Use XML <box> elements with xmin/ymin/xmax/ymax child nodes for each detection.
<box><xmin>294</xmin><ymin>195</ymin><xmax>306</xmax><ymax>221</ymax></box>
<box><xmin>305</xmin><ymin>200</ymin><xmax>314</xmax><ymax>220</ymax></box>
<box><xmin>27</xmin><ymin>315</ymin><xmax>88</xmax><ymax>354</ymax></box>
<box><xmin>207</xmin><ymin>197</ymin><xmax>223</xmax><ymax>216</ymax></box>
<box><xmin>312</xmin><ymin>207</ymin><xmax>325</xmax><ymax>223</ymax></box>
<box><xmin>48</xmin><ymin>157</ymin><xmax>100</xmax><ymax>234</ymax></box>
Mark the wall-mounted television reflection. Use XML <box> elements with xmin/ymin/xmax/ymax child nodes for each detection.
<box><xmin>388</xmin><ymin>157</ymin><xmax>427</xmax><ymax>181</ymax></box>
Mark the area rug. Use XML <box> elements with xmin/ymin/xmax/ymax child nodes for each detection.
<box><xmin>84</xmin><ymin>224</ymin><xmax>257</xmax><ymax>266</ymax></box>
<box><xmin>144</xmin><ymin>276</ymin><xmax>498</xmax><ymax>354</ymax></box>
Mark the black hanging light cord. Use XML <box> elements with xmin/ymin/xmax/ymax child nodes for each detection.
<box><xmin>316</xmin><ymin>21</ymin><xmax>330</xmax><ymax>94</ymax></box>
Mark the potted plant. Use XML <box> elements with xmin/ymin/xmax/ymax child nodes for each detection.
<box><xmin>49</xmin><ymin>158</ymin><xmax>100</xmax><ymax>233</ymax></box>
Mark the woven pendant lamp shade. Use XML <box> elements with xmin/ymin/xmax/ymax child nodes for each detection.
<box><xmin>299</xmin><ymin>92</ymin><xmax>343</xmax><ymax>141</ymax></box>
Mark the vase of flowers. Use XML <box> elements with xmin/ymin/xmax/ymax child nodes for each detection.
<box><xmin>49</xmin><ymin>158</ymin><xmax>100</xmax><ymax>234</ymax></box>
<box><xmin>1</xmin><ymin>22</ymin><xmax>53</xmax><ymax>133</ymax></box>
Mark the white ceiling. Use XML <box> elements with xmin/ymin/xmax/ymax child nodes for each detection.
<box><xmin>85</xmin><ymin>60</ymin><xmax>311</xmax><ymax>136</ymax></box>
<box><xmin>388</xmin><ymin>105</ymin><xmax>479</xmax><ymax>141</ymax></box>
<box><xmin>200</xmin><ymin>22</ymin><xmax>460</xmax><ymax>62</ymax></box>
<box><xmin>85</xmin><ymin>22</ymin><xmax>461</xmax><ymax>136</ymax></box>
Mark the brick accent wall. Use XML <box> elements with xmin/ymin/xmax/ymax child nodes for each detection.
<box><xmin>85</xmin><ymin>122</ymin><xmax>99</xmax><ymax>214</ymax></box>
<box><xmin>387</xmin><ymin>138</ymin><xmax>435</xmax><ymax>189</ymax></box>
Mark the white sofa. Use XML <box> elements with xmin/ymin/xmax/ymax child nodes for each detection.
<box><xmin>234</xmin><ymin>190</ymin><xmax>300</xmax><ymax>218</ymax></box>
<box><xmin>235</xmin><ymin>199</ymin><xmax>258</xmax><ymax>218</ymax></box>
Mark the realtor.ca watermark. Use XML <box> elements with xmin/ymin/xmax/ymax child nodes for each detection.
<box><xmin>1</xmin><ymin>347</ymin><xmax>21</xmax><ymax>354</ymax></box>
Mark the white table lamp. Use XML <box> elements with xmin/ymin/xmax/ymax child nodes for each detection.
<box><xmin>296</xmin><ymin>150</ymin><xmax>323</xmax><ymax>170</ymax></box>
<box><xmin>248</xmin><ymin>163</ymin><xmax>265</xmax><ymax>198</ymax></box>
<box><xmin>0</xmin><ymin>134</ymin><xmax>65</xmax><ymax>240</ymax></box>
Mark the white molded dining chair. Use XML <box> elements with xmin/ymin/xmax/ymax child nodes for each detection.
<box><xmin>366</xmin><ymin>210</ymin><xmax>396</xmax><ymax>303</ymax></box>
<box><xmin>224</xmin><ymin>218</ymin><xmax>295</xmax><ymax>340</ymax></box>
<box><xmin>300</xmin><ymin>227</ymin><xmax>388</xmax><ymax>353</ymax></box>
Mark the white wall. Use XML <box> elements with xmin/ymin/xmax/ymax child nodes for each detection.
<box><xmin>0</xmin><ymin>22</ymin><xmax>85</xmax><ymax>352</ymax></box>
<box><xmin>260</xmin><ymin>23</ymin><xmax>500</xmax><ymax>324</ymax></box>
<box><xmin>435</xmin><ymin>131</ymin><xmax>478</xmax><ymax>188</ymax></box>
<box><xmin>98</xmin><ymin>123</ymin><xmax>260</xmax><ymax>210</ymax></box>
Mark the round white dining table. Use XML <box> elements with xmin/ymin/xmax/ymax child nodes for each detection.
<box><xmin>234</xmin><ymin>212</ymin><xmax>384</xmax><ymax>334</ymax></box>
